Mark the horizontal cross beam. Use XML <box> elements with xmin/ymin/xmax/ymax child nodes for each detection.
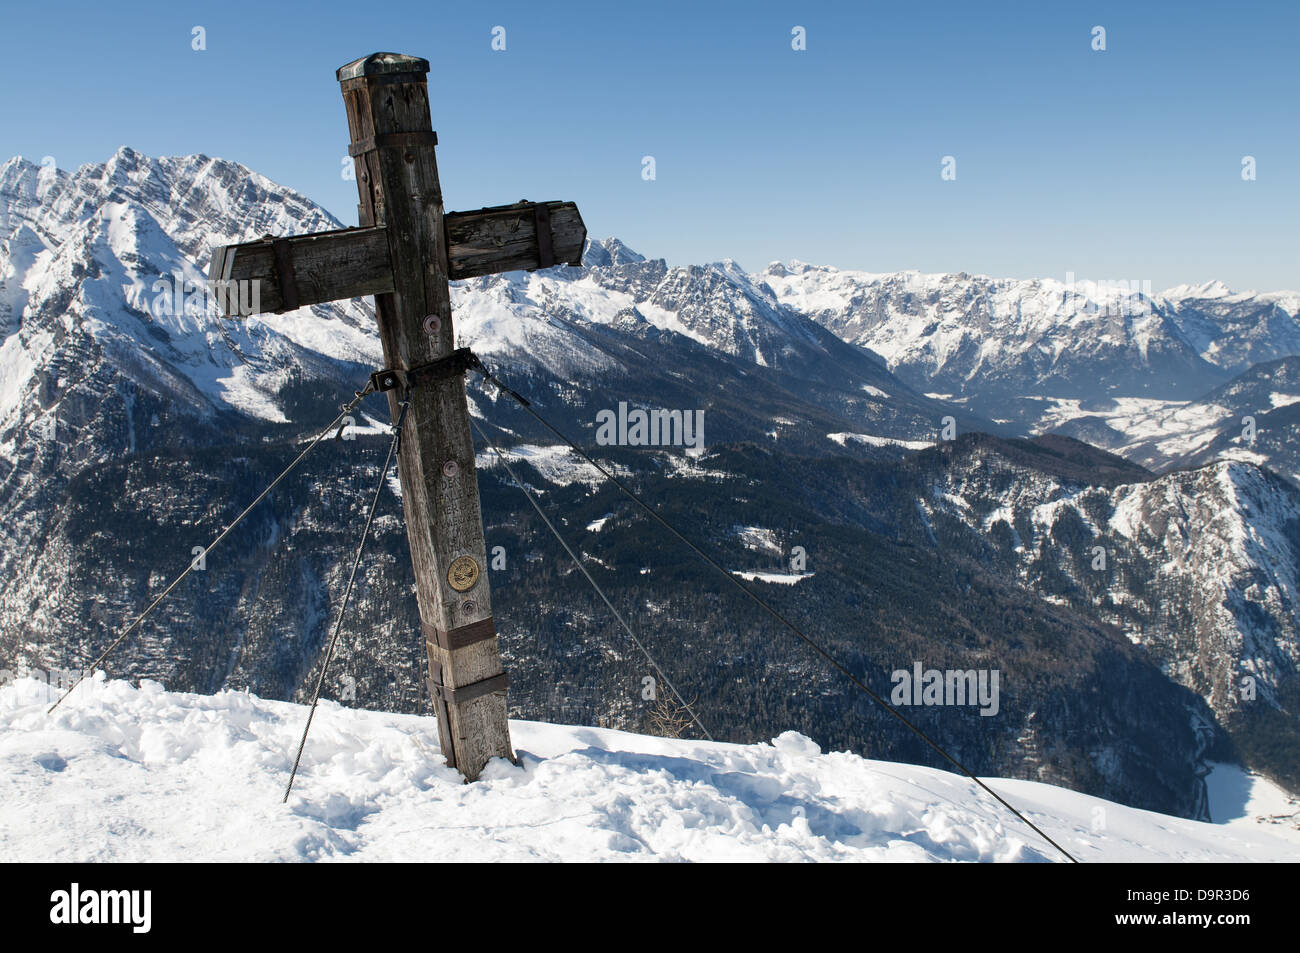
<box><xmin>206</xmin><ymin>200</ymin><xmax>585</xmax><ymax>317</ymax></box>
<box><xmin>208</xmin><ymin>226</ymin><xmax>391</xmax><ymax>316</ymax></box>
<box><xmin>444</xmin><ymin>200</ymin><xmax>586</xmax><ymax>280</ymax></box>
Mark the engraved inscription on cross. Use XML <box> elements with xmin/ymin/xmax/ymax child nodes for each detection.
<box><xmin>206</xmin><ymin>52</ymin><xmax>586</xmax><ymax>781</ymax></box>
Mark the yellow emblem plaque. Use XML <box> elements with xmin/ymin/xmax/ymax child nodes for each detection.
<box><xmin>447</xmin><ymin>555</ymin><xmax>480</xmax><ymax>592</ymax></box>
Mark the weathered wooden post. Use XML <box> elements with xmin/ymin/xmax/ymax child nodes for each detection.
<box><xmin>336</xmin><ymin>52</ymin><xmax>514</xmax><ymax>780</ymax></box>
<box><xmin>208</xmin><ymin>51</ymin><xmax>585</xmax><ymax>779</ymax></box>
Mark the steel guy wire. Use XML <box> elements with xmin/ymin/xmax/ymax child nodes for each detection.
<box><xmin>47</xmin><ymin>379</ymin><xmax>377</xmax><ymax>715</ymax></box>
<box><xmin>284</xmin><ymin>393</ymin><xmax>409</xmax><ymax>802</ymax></box>
<box><xmin>467</xmin><ymin>361</ymin><xmax>1078</xmax><ymax>863</ymax></box>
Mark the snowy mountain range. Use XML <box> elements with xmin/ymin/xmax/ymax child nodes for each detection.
<box><xmin>2</xmin><ymin>148</ymin><xmax>1298</xmax><ymax>827</ymax></box>
<box><xmin>762</xmin><ymin>261</ymin><xmax>1300</xmax><ymax>475</ymax></box>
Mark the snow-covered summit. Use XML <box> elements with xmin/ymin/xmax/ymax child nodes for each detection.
<box><xmin>1160</xmin><ymin>279</ymin><xmax>1237</xmax><ymax>301</ymax></box>
<box><xmin>580</xmin><ymin>236</ymin><xmax>644</xmax><ymax>267</ymax></box>
<box><xmin>2</xmin><ymin>675</ymin><xmax>1293</xmax><ymax>862</ymax></box>
<box><xmin>0</xmin><ymin>148</ymin><xmax>381</xmax><ymax>430</ymax></box>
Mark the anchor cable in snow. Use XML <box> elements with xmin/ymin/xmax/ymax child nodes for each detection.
<box><xmin>284</xmin><ymin>393</ymin><xmax>409</xmax><ymax>802</ymax></box>
<box><xmin>468</xmin><ymin>361</ymin><xmax>1078</xmax><ymax>864</ymax></box>
<box><xmin>470</xmin><ymin>415</ymin><xmax>713</xmax><ymax>743</ymax></box>
<box><xmin>47</xmin><ymin>379</ymin><xmax>378</xmax><ymax>715</ymax></box>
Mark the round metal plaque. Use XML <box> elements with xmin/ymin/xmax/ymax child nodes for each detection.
<box><xmin>447</xmin><ymin>555</ymin><xmax>480</xmax><ymax>592</ymax></box>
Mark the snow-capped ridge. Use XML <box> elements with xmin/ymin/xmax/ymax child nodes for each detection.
<box><xmin>760</xmin><ymin>258</ymin><xmax>1300</xmax><ymax>429</ymax></box>
<box><xmin>581</xmin><ymin>236</ymin><xmax>645</xmax><ymax>267</ymax></box>
<box><xmin>1160</xmin><ymin>279</ymin><xmax>1237</xmax><ymax>301</ymax></box>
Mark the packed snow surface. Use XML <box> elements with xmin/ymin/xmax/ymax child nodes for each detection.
<box><xmin>1</xmin><ymin>676</ymin><xmax>1293</xmax><ymax>863</ymax></box>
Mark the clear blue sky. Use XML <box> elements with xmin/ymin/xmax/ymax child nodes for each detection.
<box><xmin>2</xmin><ymin>0</ymin><xmax>1296</xmax><ymax>290</ymax></box>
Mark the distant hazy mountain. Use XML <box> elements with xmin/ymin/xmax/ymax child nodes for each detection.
<box><xmin>760</xmin><ymin>261</ymin><xmax>1300</xmax><ymax>448</ymax></box>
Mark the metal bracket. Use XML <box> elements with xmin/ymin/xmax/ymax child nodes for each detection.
<box><xmin>340</xmin><ymin>72</ymin><xmax>429</xmax><ymax>93</ymax></box>
<box><xmin>348</xmin><ymin>130</ymin><xmax>438</xmax><ymax>158</ymax></box>
<box><xmin>533</xmin><ymin>202</ymin><xmax>555</xmax><ymax>270</ymax></box>
<box><xmin>270</xmin><ymin>237</ymin><xmax>300</xmax><ymax>313</ymax></box>
<box><xmin>422</xmin><ymin>617</ymin><xmax>498</xmax><ymax>652</ymax></box>
<box><xmin>426</xmin><ymin>671</ymin><xmax>509</xmax><ymax>707</ymax></box>
<box><xmin>369</xmin><ymin>347</ymin><xmax>482</xmax><ymax>394</ymax></box>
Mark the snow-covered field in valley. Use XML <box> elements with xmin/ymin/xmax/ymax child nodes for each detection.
<box><xmin>0</xmin><ymin>676</ymin><xmax>1294</xmax><ymax>863</ymax></box>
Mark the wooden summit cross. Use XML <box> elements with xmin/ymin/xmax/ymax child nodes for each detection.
<box><xmin>207</xmin><ymin>52</ymin><xmax>586</xmax><ymax>780</ymax></box>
